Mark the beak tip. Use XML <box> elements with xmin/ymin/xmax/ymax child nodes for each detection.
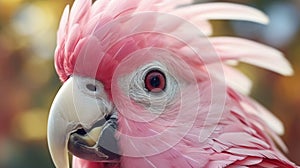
<box><xmin>47</xmin><ymin>108</ymin><xmax>71</xmax><ymax>168</ymax></box>
<box><xmin>47</xmin><ymin>78</ymin><xmax>76</xmax><ymax>168</ymax></box>
<box><xmin>47</xmin><ymin>128</ymin><xmax>70</xmax><ymax>168</ymax></box>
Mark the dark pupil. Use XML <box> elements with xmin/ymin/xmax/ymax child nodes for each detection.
<box><xmin>150</xmin><ymin>75</ymin><xmax>161</xmax><ymax>88</ymax></box>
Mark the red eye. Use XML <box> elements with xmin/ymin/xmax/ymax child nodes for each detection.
<box><xmin>145</xmin><ymin>70</ymin><xmax>166</xmax><ymax>93</ymax></box>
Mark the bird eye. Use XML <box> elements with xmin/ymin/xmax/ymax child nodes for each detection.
<box><xmin>86</xmin><ymin>84</ymin><xmax>97</xmax><ymax>92</ymax></box>
<box><xmin>144</xmin><ymin>70</ymin><xmax>166</xmax><ymax>93</ymax></box>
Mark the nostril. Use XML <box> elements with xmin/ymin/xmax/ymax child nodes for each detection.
<box><xmin>86</xmin><ymin>84</ymin><xmax>97</xmax><ymax>91</ymax></box>
<box><xmin>76</xmin><ymin>128</ymin><xmax>87</xmax><ymax>136</ymax></box>
<box><xmin>105</xmin><ymin>114</ymin><xmax>112</xmax><ymax>121</ymax></box>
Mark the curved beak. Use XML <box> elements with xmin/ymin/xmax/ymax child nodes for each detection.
<box><xmin>47</xmin><ymin>77</ymin><xmax>119</xmax><ymax>168</ymax></box>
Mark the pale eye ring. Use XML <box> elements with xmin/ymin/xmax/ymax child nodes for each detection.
<box><xmin>144</xmin><ymin>70</ymin><xmax>166</xmax><ymax>93</ymax></box>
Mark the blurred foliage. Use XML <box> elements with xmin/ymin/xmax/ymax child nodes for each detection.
<box><xmin>0</xmin><ymin>0</ymin><xmax>299</xmax><ymax>167</ymax></box>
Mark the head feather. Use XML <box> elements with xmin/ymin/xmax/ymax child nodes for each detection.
<box><xmin>55</xmin><ymin>0</ymin><xmax>292</xmax><ymax>84</ymax></box>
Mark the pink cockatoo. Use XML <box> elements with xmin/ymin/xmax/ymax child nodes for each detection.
<box><xmin>47</xmin><ymin>0</ymin><xmax>298</xmax><ymax>168</ymax></box>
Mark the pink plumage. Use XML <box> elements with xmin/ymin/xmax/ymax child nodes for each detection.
<box><xmin>54</xmin><ymin>0</ymin><xmax>297</xmax><ymax>167</ymax></box>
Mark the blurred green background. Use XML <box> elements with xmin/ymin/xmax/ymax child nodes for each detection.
<box><xmin>0</xmin><ymin>0</ymin><xmax>299</xmax><ymax>167</ymax></box>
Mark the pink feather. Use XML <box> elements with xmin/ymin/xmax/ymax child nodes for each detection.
<box><xmin>171</xmin><ymin>2</ymin><xmax>269</xmax><ymax>24</ymax></box>
<box><xmin>210</xmin><ymin>37</ymin><xmax>294</xmax><ymax>76</ymax></box>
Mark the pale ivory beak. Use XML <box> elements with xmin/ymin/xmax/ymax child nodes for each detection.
<box><xmin>47</xmin><ymin>76</ymin><xmax>110</xmax><ymax>168</ymax></box>
<box><xmin>47</xmin><ymin>78</ymin><xmax>75</xmax><ymax>168</ymax></box>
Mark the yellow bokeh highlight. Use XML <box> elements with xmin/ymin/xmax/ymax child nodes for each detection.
<box><xmin>12</xmin><ymin>108</ymin><xmax>48</xmax><ymax>141</ymax></box>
